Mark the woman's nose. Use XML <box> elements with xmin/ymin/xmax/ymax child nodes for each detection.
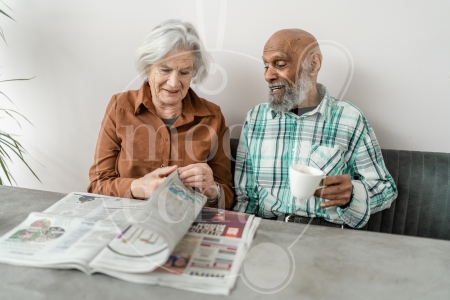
<box><xmin>166</xmin><ymin>72</ymin><xmax>179</xmax><ymax>87</ymax></box>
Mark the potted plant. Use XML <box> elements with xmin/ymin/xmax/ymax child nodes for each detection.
<box><xmin>1</xmin><ymin>4</ymin><xmax>40</xmax><ymax>185</ymax></box>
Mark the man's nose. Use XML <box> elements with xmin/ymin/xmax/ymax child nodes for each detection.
<box><xmin>264</xmin><ymin>66</ymin><xmax>277</xmax><ymax>82</ymax></box>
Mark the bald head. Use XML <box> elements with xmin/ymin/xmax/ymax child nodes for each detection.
<box><xmin>264</xmin><ymin>29</ymin><xmax>321</xmax><ymax>69</ymax></box>
<box><xmin>263</xmin><ymin>29</ymin><xmax>323</xmax><ymax>111</ymax></box>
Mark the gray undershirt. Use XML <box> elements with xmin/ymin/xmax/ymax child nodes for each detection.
<box><xmin>161</xmin><ymin>116</ymin><xmax>179</xmax><ymax>127</ymax></box>
<box><xmin>290</xmin><ymin>106</ymin><xmax>318</xmax><ymax>116</ymax></box>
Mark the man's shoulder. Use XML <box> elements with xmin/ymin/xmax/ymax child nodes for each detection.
<box><xmin>326</xmin><ymin>97</ymin><xmax>368</xmax><ymax>124</ymax></box>
<box><xmin>328</xmin><ymin>97</ymin><xmax>364</xmax><ymax>115</ymax></box>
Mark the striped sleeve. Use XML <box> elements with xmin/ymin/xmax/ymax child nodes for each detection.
<box><xmin>337</xmin><ymin>120</ymin><xmax>398</xmax><ymax>228</ymax></box>
<box><xmin>233</xmin><ymin>119</ymin><xmax>258</xmax><ymax>213</ymax></box>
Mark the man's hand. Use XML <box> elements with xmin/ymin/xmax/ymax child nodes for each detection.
<box><xmin>130</xmin><ymin>165</ymin><xmax>178</xmax><ymax>199</ymax></box>
<box><xmin>178</xmin><ymin>163</ymin><xmax>218</xmax><ymax>200</ymax></box>
<box><xmin>314</xmin><ymin>175</ymin><xmax>353</xmax><ymax>208</ymax></box>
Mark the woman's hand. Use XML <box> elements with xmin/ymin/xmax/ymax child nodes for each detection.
<box><xmin>178</xmin><ymin>163</ymin><xmax>218</xmax><ymax>200</ymax></box>
<box><xmin>130</xmin><ymin>165</ymin><xmax>178</xmax><ymax>199</ymax></box>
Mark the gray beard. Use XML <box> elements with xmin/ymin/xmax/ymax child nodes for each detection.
<box><xmin>268</xmin><ymin>70</ymin><xmax>312</xmax><ymax>114</ymax></box>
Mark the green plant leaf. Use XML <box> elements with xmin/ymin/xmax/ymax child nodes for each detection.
<box><xmin>0</xmin><ymin>133</ymin><xmax>41</xmax><ymax>184</ymax></box>
<box><xmin>3</xmin><ymin>110</ymin><xmax>22</xmax><ymax>128</ymax></box>
<box><xmin>0</xmin><ymin>91</ymin><xmax>15</xmax><ymax>104</ymax></box>
<box><xmin>0</xmin><ymin>135</ymin><xmax>24</xmax><ymax>158</ymax></box>
<box><xmin>0</xmin><ymin>142</ymin><xmax>16</xmax><ymax>185</ymax></box>
<box><xmin>1</xmin><ymin>0</ymin><xmax>15</xmax><ymax>13</ymax></box>
<box><xmin>1</xmin><ymin>108</ymin><xmax>34</xmax><ymax>127</ymax></box>
<box><xmin>0</xmin><ymin>27</ymin><xmax>6</xmax><ymax>44</ymax></box>
<box><xmin>0</xmin><ymin>77</ymin><xmax>34</xmax><ymax>83</ymax></box>
<box><xmin>0</xmin><ymin>4</ymin><xmax>40</xmax><ymax>186</ymax></box>
<box><xmin>0</xmin><ymin>155</ymin><xmax>16</xmax><ymax>185</ymax></box>
<box><xmin>0</xmin><ymin>0</ymin><xmax>15</xmax><ymax>44</ymax></box>
<box><xmin>0</xmin><ymin>142</ymin><xmax>13</xmax><ymax>161</ymax></box>
<box><xmin>0</xmin><ymin>133</ymin><xmax>25</xmax><ymax>152</ymax></box>
<box><xmin>0</xmin><ymin>8</ymin><xmax>15</xmax><ymax>21</ymax></box>
<box><xmin>0</xmin><ymin>134</ymin><xmax>29</xmax><ymax>164</ymax></box>
<box><xmin>9</xmin><ymin>137</ymin><xmax>40</xmax><ymax>182</ymax></box>
<box><xmin>1</xmin><ymin>78</ymin><xmax>35</xmax><ymax>105</ymax></box>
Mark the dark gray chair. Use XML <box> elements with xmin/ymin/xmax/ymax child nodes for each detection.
<box><xmin>362</xmin><ymin>149</ymin><xmax>450</xmax><ymax>240</ymax></box>
<box><xmin>229</xmin><ymin>138</ymin><xmax>450</xmax><ymax>240</ymax></box>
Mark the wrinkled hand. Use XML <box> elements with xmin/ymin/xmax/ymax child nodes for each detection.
<box><xmin>178</xmin><ymin>163</ymin><xmax>218</xmax><ymax>200</ymax></box>
<box><xmin>314</xmin><ymin>175</ymin><xmax>353</xmax><ymax>208</ymax></box>
<box><xmin>130</xmin><ymin>165</ymin><xmax>178</xmax><ymax>199</ymax></box>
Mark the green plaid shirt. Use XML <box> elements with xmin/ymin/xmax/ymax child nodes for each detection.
<box><xmin>233</xmin><ymin>84</ymin><xmax>397</xmax><ymax>228</ymax></box>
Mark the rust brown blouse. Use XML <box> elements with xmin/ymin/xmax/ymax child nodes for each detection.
<box><xmin>88</xmin><ymin>82</ymin><xmax>234</xmax><ymax>209</ymax></box>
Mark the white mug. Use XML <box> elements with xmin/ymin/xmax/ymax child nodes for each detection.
<box><xmin>289</xmin><ymin>164</ymin><xmax>325</xmax><ymax>200</ymax></box>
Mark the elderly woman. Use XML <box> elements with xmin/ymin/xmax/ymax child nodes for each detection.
<box><xmin>88</xmin><ymin>20</ymin><xmax>233</xmax><ymax>209</ymax></box>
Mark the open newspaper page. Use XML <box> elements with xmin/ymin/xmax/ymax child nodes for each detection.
<box><xmin>44</xmin><ymin>192</ymin><xmax>144</xmax><ymax>223</ymax></box>
<box><xmin>0</xmin><ymin>192</ymin><xmax>145</xmax><ymax>273</ymax></box>
<box><xmin>0</xmin><ymin>174</ymin><xmax>261</xmax><ymax>295</ymax></box>
<box><xmin>97</xmin><ymin>208</ymin><xmax>261</xmax><ymax>295</ymax></box>
<box><xmin>89</xmin><ymin>171</ymin><xmax>207</xmax><ymax>274</ymax></box>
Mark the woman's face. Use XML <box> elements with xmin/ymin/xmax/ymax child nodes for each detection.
<box><xmin>147</xmin><ymin>50</ymin><xmax>195</xmax><ymax>108</ymax></box>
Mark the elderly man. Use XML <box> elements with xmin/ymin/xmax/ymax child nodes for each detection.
<box><xmin>233</xmin><ymin>29</ymin><xmax>397</xmax><ymax>228</ymax></box>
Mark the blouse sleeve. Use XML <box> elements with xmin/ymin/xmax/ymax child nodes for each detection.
<box><xmin>205</xmin><ymin>109</ymin><xmax>235</xmax><ymax>210</ymax></box>
<box><xmin>87</xmin><ymin>95</ymin><xmax>134</xmax><ymax>197</ymax></box>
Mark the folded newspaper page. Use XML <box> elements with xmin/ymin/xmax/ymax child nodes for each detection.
<box><xmin>89</xmin><ymin>171</ymin><xmax>207</xmax><ymax>273</ymax></box>
<box><xmin>97</xmin><ymin>207</ymin><xmax>260</xmax><ymax>295</ymax></box>
<box><xmin>0</xmin><ymin>171</ymin><xmax>260</xmax><ymax>295</ymax></box>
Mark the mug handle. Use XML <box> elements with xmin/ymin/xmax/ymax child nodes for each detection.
<box><xmin>316</xmin><ymin>174</ymin><xmax>327</xmax><ymax>190</ymax></box>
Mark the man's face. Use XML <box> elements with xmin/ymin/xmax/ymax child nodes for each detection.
<box><xmin>263</xmin><ymin>34</ymin><xmax>311</xmax><ymax>113</ymax></box>
<box><xmin>263</xmin><ymin>34</ymin><xmax>303</xmax><ymax>103</ymax></box>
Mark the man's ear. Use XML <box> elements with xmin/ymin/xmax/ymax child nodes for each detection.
<box><xmin>309</xmin><ymin>52</ymin><xmax>322</xmax><ymax>76</ymax></box>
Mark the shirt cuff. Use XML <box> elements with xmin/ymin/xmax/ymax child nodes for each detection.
<box><xmin>119</xmin><ymin>178</ymin><xmax>136</xmax><ymax>199</ymax></box>
<box><xmin>337</xmin><ymin>181</ymin><xmax>370</xmax><ymax>228</ymax></box>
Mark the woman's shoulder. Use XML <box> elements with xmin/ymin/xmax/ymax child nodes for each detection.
<box><xmin>107</xmin><ymin>89</ymin><xmax>142</xmax><ymax>113</ymax></box>
<box><xmin>198</xmin><ymin>97</ymin><xmax>222</xmax><ymax>113</ymax></box>
<box><xmin>188</xmin><ymin>89</ymin><xmax>223</xmax><ymax>116</ymax></box>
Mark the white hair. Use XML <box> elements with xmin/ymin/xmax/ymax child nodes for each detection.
<box><xmin>135</xmin><ymin>19</ymin><xmax>211</xmax><ymax>84</ymax></box>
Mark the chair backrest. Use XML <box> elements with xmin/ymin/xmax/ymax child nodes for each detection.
<box><xmin>363</xmin><ymin>149</ymin><xmax>450</xmax><ymax>240</ymax></box>
<box><xmin>230</xmin><ymin>138</ymin><xmax>239</xmax><ymax>176</ymax></box>
<box><xmin>229</xmin><ymin>138</ymin><xmax>450</xmax><ymax>240</ymax></box>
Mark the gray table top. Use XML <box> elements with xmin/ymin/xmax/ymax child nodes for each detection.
<box><xmin>1</xmin><ymin>185</ymin><xmax>449</xmax><ymax>300</ymax></box>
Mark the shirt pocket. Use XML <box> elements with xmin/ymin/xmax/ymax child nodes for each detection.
<box><xmin>256</xmin><ymin>139</ymin><xmax>293</xmax><ymax>190</ymax></box>
<box><xmin>308</xmin><ymin>145</ymin><xmax>346</xmax><ymax>176</ymax></box>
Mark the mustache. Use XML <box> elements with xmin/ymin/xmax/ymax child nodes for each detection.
<box><xmin>269</xmin><ymin>81</ymin><xmax>289</xmax><ymax>89</ymax></box>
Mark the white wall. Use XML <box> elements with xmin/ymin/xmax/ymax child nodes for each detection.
<box><xmin>1</xmin><ymin>0</ymin><xmax>449</xmax><ymax>193</ymax></box>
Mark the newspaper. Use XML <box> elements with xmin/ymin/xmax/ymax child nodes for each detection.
<box><xmin>0</xmin><ymin>172</ymin><xmax>260</xmax><ymax>295</ymax></box>
<box><xmin>96</xmin><ymin>207</ymin><xmax>259</xmax><ymax>295</ymax></box>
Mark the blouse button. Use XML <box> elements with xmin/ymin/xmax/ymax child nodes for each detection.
<box><xmin>161</xmin><ymin>164</ymin><xmax>165</xmax><ymax>168</ymax></box>
<box><xmin>164</xmin><ymin>137</ymin><xmax>168</xmax><ymax>142</ymax></box>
